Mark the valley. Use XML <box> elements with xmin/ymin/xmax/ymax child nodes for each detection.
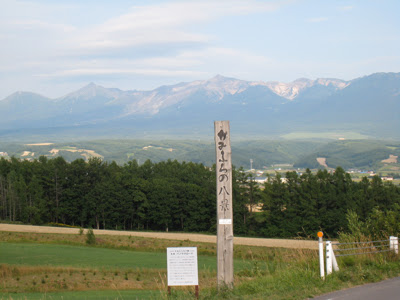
<box><xmin>0</xmin><ymin>139</ymin><xmax>399</xmax><ymax>177</ymax></box>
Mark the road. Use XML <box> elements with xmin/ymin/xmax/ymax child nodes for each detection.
<box><xmin>0</xmin><ymin>224</ymin><xmax>319</xmax><ymax>249</ymax></box>
<box><xmin>311</xmin><ymin>277</ymin><xmax>400</xmax><ymax>300</ymax></box>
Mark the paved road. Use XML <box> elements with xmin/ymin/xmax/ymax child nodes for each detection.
<box><xmin>312</xmin><ymin>277</ymin><xmax>400</xmax><ymax>300</ymax></box>
<box><xmin>0</xmin><ymin>224</ymin><xmax>319</xmax><ymax>249</ymax></box>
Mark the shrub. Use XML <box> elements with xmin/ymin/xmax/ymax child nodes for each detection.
<box><xmin>86</xmin><ymin>228</ymin><xmax>96</xmax><ymax>245</ymax></box>
<box><xmin>340</xmin><ymin>207</ymin><xmax>400</xmax><ymax>243</ymax></box>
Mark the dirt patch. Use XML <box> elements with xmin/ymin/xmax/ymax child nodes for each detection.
<box><xmin>316</xmin><ymin>157</ymin><xmax>328</xmax><ymax>168</ymax></box>
<box><xmin>0</xmin><ymin>224</ymin><xmax>318</xmax><ymax>250</ymax></box>
<box><xmin>48</xmin><ymin>148</ymin><xmax>103</xmax><ymax>159</ymax></box>
<box><xmin>382</xmin><ymin>155</ymin><xmax>398</xmax><ymax>164</ymax></box>
<box><xmin>21</xmin><ymin>151</ymin><xmax>34</xmax><ymax>157</ymax></box>
<box><xmin>50</xmin><ymin>149</ymin><xmax>60</xmax><ymax>155</ymax></box>
<box><xmin>143</xmin><ymin>145</ymin><xmax>174</xmax><ymax>152</ymax></box>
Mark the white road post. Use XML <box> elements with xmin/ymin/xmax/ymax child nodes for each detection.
<box><xmin>318</xmin><ymin>231</ymin><xmax>325</xmax><ymax>279</ymax></box>
<box><xmin>326</xmin><ymin>241</ymin><xmax>332</xmax><ymax>275</ymax></box>
<box><xmin>332</xmin><ymin>248</ymin><xmax>339</xmax><ymax>272</ymax></box>
<box><xmin>390</xmin><ymin>236</ymin><xmax>399</xmax><ymax>254</ymax></box>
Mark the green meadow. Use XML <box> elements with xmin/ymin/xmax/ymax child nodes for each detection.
<box><xmin>0</xmin><ymin>242</ymin><xmax>251</xmax><ymax>271</ymax></box>
<box><xmin>0</xmin><ymin>290</ymin><xmax>157</xmax><ymax>300</ymax></box>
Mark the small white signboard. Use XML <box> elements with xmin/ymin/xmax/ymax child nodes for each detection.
<box><xmin>167</xmin><ymin>247</ymin><xmax>199</xmax><ymax>286</ymax></box>
<box><xmin>219</xmin><ymin>219</ymin><xmax>232</xmax><ymax>225</ymax></box>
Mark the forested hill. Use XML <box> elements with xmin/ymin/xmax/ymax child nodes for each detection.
<box><xmin>1</xmin><ymin>157</ymin><xmax>399</xmax><ymax>238</ymax></box>
<box><xmin>0</xmin><ymin>139</ymin><xmax>399</xmax><ymax>171</ymax></box>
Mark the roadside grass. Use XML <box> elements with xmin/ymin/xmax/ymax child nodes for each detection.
<box><xmin>0</xmin><ymin>290</ymin><xmax>158</xmax><ymax>300</ymax></box>
<box><xmin>1</xmin><ymin>231</ymin><xmax>400</xmax><ymax>299</ymax></box>
<box><xmin>171</xmin><ymin>253</ymin><xmax>400</xmax><ymax>299</ymax></box>
<box><xmin>0</xmin><ymin>242</ymin><xmax>254</xmax><ymax>271</ymax></box>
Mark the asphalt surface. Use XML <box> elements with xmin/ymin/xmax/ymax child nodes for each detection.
<box><xmin>311</xmin><ymin>277</ymin><xmax>400</xmax><ymax>300</ymax></box>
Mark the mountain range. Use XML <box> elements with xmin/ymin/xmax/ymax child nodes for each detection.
<box><xmin>0</xmin><ymin>72</ymin><xmax>399</xmax><ymax>140</ymax></box>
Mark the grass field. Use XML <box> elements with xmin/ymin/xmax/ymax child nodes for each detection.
<box><xmin>0</xmin><ymin>290</ymin><xmax>157</xmax><ymax>300</ymax></box>
<box><xmin>0</xmin><ymin>242</ymin><xmax>253</xmax><ymax>271</ymax></box>
<box><xmin>0</xmin><ymin>231</ymin><xmax>270</xmax><ymax>298</ymax></box>
<box><xmin>1</xmin><ymin>229</ymin><xmax>400</xmax><ymax>299</ymax></box>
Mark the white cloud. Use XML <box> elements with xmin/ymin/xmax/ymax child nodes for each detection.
<box><xmin>41</xmin><ymin>68</ymin><xmax>208</xmax><ymax>78</ymax></box>
<box><xmin>0</xmin><ymin>0</ymin><xmax>284</xmax><ymax>94</ymax></box>
<box><xmin>31</xmin><ymin>45</ymin><xmax>274</xmax><ymax>90</ymax></box>
<box><xmin>9</xmin><ymin>19</ymin><xmax>76</xmax><ymax>32</ymax></box>
<box><xmin>67</xmin><ymin>0</ymin><xmax>284</xmax><ymax>53</ymax></box>
<box><xmin>3</xmin><ymin>0</ymin><xmax>397</xmax><ymax>99</ymax></box>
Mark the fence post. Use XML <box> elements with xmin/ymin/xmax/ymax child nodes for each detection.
<box><xmin>332</xmin><ymin>248</ymin><xmax>339</xmax><ymax>272</ymax></box>
<box><xmin>318</xmin><ymin>231</ymin><xmax>325</xmax><ymax>279</ymax></box>
<box><xmin>390</xmin><ymin>236</ymin><xmax>398</xmax><ymax>254</ymax></box>
<box><xmin>326</xmin><ymin>241</ymin><xmax>332</xmax><ymax>275</ymax></box>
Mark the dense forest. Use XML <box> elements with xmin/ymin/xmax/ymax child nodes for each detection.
<box><xmin>1</xmin><ymin>156</ymin><xmax>399</xmax><ymax>238</ymax></box>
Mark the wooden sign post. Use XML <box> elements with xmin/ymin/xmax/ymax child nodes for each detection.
<box><xmin>214</xmin><ymin>121</ymin><xmax>234</xmax><ymax>289</ymax></box>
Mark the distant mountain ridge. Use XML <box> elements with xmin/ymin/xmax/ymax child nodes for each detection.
<box><xmin>264</xmin><ymin>77</ymin><xmax>348</xmax><ymax>100</ymax></box>
<box><xmin>0</xmin><ymin>72</ymin><xmax>399</xmax><ymax>140</ymax></box>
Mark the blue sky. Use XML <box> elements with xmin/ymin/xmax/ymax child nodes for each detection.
<box><xmin>0</xmin><ymin>0</ymin><xmax>399</xmax><ymax>99</ymax></box>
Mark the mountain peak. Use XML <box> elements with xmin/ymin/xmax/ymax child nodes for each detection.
<box><xmin>84</xmin><ymin>82</ymin><xmax>98</xmax><ymax>89</ymax></box>
<box><xmin>203</xmin><ymin>75</ymin><xmax>249</xmax><ymax>99</ymax></box>
<box><xmin>0</xmin><ymin>91</ymin><xmax>50</xmax><ymax>107</ymax></box>
<box><xmin>2</xmin><ymin>91</ymin><xmax>49</xmax><ymax>101</ymax></box>
<box><xmin>80</xmin><ymin>82</ymin><xmax>102</xmax><ymax>92</ymax></box>
<box><xmin>58</xmin><ymin>82</ymin><xmax>121</xmax><ymax>101</ymax></box>
<box><xmin>208</xmin><ymin>74</ymin><xmax>238</xmax><ymax>83</ymax></box>
<box><xmin>293</xmin><ymin>78</ymin><xmax>312</xmax><ymax>83</ymax></box>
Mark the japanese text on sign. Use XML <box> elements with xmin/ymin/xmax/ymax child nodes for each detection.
<box><xmin>167</xmin><ymin>247</ymin><xmax>198</xmax><ymax>286</ymax></box>
<box><xmin>217</xmin><ymin>129</ymin><xmax>230</xmax><ymax>212</ymax></box>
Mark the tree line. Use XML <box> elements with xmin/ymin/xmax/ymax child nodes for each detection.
<box><xmin>261</xmin><ymin>169</ymin><xmax>400</xmax><ymax>238</ymax></box>
<box><xmin>1</xmin><ymin>156</ymin><xmax>399</xmax><ymax>238</ymax></box>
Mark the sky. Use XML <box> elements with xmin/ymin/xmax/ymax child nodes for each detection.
<box><xmin>0</xmin><ymin>0</ymin><xmax>399</xmax><ymax>99</ymax></box>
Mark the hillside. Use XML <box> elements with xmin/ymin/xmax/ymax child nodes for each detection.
<box><xmin>293</xmin><ymin>140</ymin><xmax>400</xmax><ymax>170</ymax></box>
<box><xmin>1</xmin><ymin>139</ymin><xmax>399</xmax><ymax>172</ymax></box>
<box><xmin>0</xmin><ymin>139</ymin><xmax>323</xmax><ymax>169</ymax></box>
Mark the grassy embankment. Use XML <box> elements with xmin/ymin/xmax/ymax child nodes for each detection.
<box><xmin>0</xmin><ymin>230</ymin><xmax>400</xmax><ymax>299</ymax></box>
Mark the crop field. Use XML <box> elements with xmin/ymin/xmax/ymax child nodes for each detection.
<box><xmin>0</xmin><ymin>242</ymin><xmax>255</xmax><ymax>271</ymax></box>
<box><xmin>0</xmin><ymin>230</ymin><xmax>284</xmax><ymax>299</ymax></box>
<box><xmin>0</xmin><ymin>242</ymin><xmax>220</xmax><ymax>299</ymax></box>
<box><xmin>1</xmin><ymin>228</ymin><xmax>400</xmax><ymax>299</ymax></box>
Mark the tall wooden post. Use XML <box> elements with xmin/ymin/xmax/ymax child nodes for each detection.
<box><xmin>214</xmin><ymin>121</ymin><xmax>234</xmax><ymax>289</ymax></box>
